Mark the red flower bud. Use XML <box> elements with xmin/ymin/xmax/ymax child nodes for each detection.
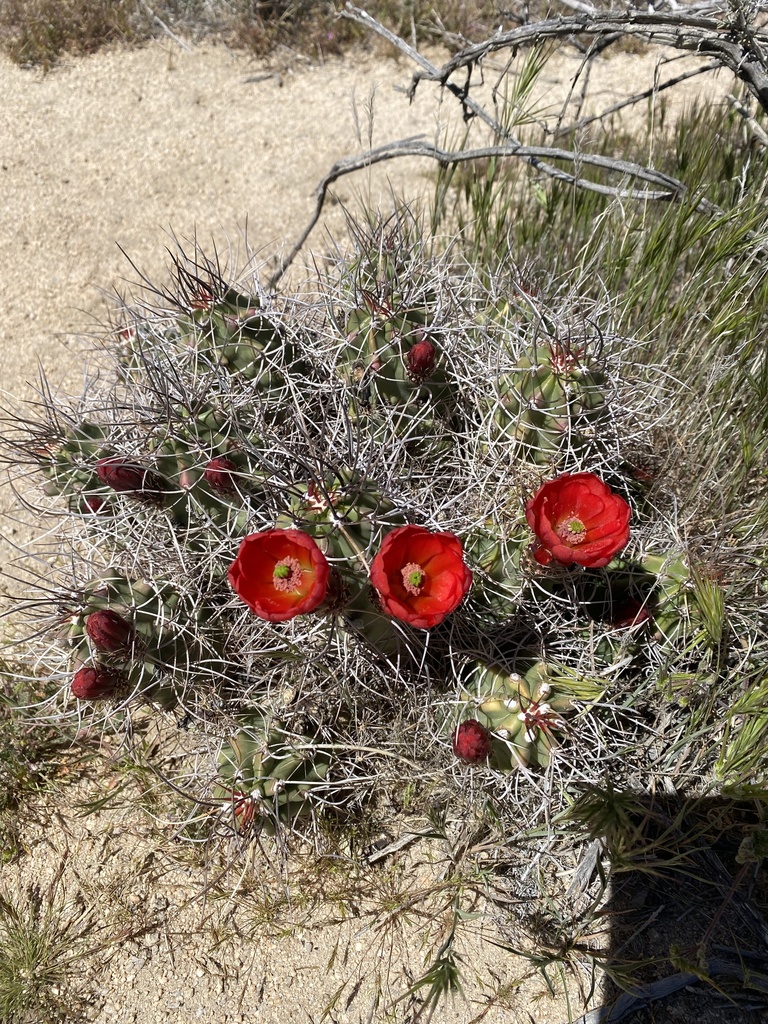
<box><xmin>453</xmin><ymin>720</ymin><xmax>492</xmax><ymax>763</ymax></box>
<box><xmin>80</xmin><ymin>494</ymin><xmax>108</xmax><ymax>514</ymax></box>
<box><xmin>71</xmin><ymin>665</ymin><xmax>125</xmax><ymax>701</ymax></box>
<box><xmin>95</xmin><ymin>457</ymin><xmax>168</xmax><ymax>504</ymax></box>
<box><xmin>612</xmin><ymin>600</ymin><xmax>653</xmax><ymax>629</ymax></box>
<box><xmin>85</xmin><ymin>609</ymin><xmax>135</xmax><ymax>654</ymax></box>
<box><xmin>405</xmin><ymin>339</ymin><xmax>437</xmax><ymax>382</ymax></box>
<box><xmin>204</xmin><ymin>456</ymin><xmax>239</xmax><ymax>496</ymax></box>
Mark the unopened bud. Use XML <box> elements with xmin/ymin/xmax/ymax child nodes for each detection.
<box><xmin>453</xmin><ymin>719</ymin><xmax>492</xmax><ymax>763</ymax></box>
<box><xmin>179</xmin><ymin>468</ymin><xmax>196</xmax><ymax>490</ymax></box>
<box><xmin>80</xmin><ymin>494</ymin><xmax>107</xmax><ymax>514</ymax></box>
<box><xmin>95</xmin><ymin>457</ymin><xmax>168</xmax><ymax>504</ymax></box>
<box><xmin>204</xmin><ymin>456</ymin><xmax>239</xmax><ymax>496</ymax></box>
<box><xmin>85</xmin><ymin>609</ymin><xmax>135</xmax><ymax>654</ymax></box>
<box><xmin>613</xmin><ymin>600</ymin><xmax>653</xmax><ymax>629</ymax></box>
<box><xmin>405</xmin><ymin>339</ymin><xmax>437</xmax><ymax>382</ymax></box>
<box><xmin>71</xmin><ymin>665</ymin><xmax>125</xmax><ymax>701</ymax></box>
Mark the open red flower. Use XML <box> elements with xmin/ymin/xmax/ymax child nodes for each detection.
<box><xmin>228</xmin><ymin>529</ymin><xmax>329</xmax><ymax>622</ymax></box>
<box><xmin>525</xmin><ymin>472</ymin><xmax>631</xmax><ymax>569</ymax></box>
<box><xmin>370</xmin><ymin>525</ymin><xmax>473</xmax><ymax>629</ymax></box>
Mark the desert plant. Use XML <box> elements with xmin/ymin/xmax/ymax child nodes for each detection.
<box><xmin>5</xmin><ymin>198</ymin><xmax>755</xmax><ymax>855</ymax></box>
<box><xmin>0</xmin><ymin>870</ymin><xmax>98</xmax><ymax>1024</ymax></box>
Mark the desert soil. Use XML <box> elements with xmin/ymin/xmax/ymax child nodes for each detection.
<box><xmin>0</xmin><ymin>35</ymin><xmax>734</xmax><ymax>1023</ymax></box>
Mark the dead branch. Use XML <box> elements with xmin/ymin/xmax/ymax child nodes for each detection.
<box><xmin>268</xmin><ymin>4</ymin><xmax>768</xmax><ymax>287</ymax></box>
<box><xmin>342</xmin><ymin>2</ymin><xmax>768</xmax><ymax>116</ymax></box>
<box><xmin>554</xmin><ymin>60</ymin><xmax>721</xmax><ymax>137</ymax></box>
<box><xmin>268</xmin><ymin>137</ymin><xmax>725</xmax><ymax>288</ymax></box>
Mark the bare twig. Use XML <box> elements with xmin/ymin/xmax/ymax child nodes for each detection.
<box><xmin>727</xmin><ymin>92</ymin><xmax>768</xmax><ymax>147</ymax></box>
<box><xmin>140</xmin><ymin>1</ymin><xmax>193</xmax><ymax>52</ymax></box>
<box><xmin>267</xmin><ymin>137</ymin><xmax>723</xmax><ymax>288</ymax></box>
<box><xmin>269</xmin><ymin>4</ymin><xmax>768</xmax><ymax>286</ymax></box>
<box><xmin>342</xmin><ymin>3</ymin><xmax>768</xmax><ymax>115</ymax></box>
<box><xmin>554</xmin><ymin>60</ymin><xmax>721</xmax><ymax>137</ymax></box>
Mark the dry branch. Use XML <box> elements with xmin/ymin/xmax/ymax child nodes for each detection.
<box><xmin>268</xmin><ymin>138</ymin><xmax>724</xmax><ymax>288</ymax></box>
<box><xmin>268</xmin><ymin>3</ymin><xmax>768</xmax><ymax>285</ymax></box>
<box><xmin>343</xmin><ymin>2</ymin><xmax>768</xmax><ymax>116</ymax></box>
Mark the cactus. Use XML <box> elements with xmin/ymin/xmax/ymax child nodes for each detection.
<box><xmin>64</xmin><ymin>572</ymin><xmax>227</xmax><ymax>709</ymax></box>
<box><xmin>35</xmin><ymin>419</ymin><xmax>113</xmax><ymax>507</ymax></box>
<box><xmin>5</xmin><ymin>211</ymin><xmax>721</xmax><ymax>851</ymax></box>
<box><xmin>639</xmin><ymin>552</ymin><xmax>722</xmax><ymax>648</ymax></box>
<box><xmin>457</xmin><ymin>661</ymin><xmax>577</xmax><ymax>769</ymax></box>
<box><xmin>491</xmin><ymin>339</ymin><xmax>608</xmax><ymax>466</ymax></box>
<box><xmin>122</xmin><ymin>276</ymin><xmax>296</xmax><ymax>390</ymax></box>
<box><xmin>214</xmin><ymin>715</ymin><xmax>330</xmax><ymax>834</ymax></box>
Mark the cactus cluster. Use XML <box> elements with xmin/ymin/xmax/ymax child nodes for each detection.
<box><xmin>3</xmin><ymin>211</ymin><xmax>736</xmax><ymax>840</ymax></box>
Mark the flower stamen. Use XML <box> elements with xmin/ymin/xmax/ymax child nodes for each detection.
<box><xmin>273</xmin><ymin>557</ymin><xmax>303</xmax><ymax>592</ymax></box>
<box><xmin>401</xmin><ymin>562</ymin><xmax>425</xmax><ymax>595</ymax></box>
<box><xmin>556</xmin><ymin>516</ymin><xmax>586</xmax><ymax>544</ymax></box>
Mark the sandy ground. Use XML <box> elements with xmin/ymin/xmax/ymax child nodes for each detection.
<box><xmin>0</xmin><ymin>35</ymin><xmax>735</xmax><ymax>1023</ymax></box>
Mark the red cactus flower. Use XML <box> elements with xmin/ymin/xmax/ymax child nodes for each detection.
<box><xmin>71</xmin><ymin>665</ymin><xmax>125</xmax><ymax>701</ymax></box>
<box><xmin>204</xmin><ymin>456</ymin><xmax>239</xmax><ymax>496</ymax></box>
<box><xmin>95</xmin><ymin>456</ymin><xmax>167</xmax><ymax>504</ymax></box>
<box><xmin>453</xmin><ymin>720</ymin><xmax>492</xmax><ymax>763</ymax></box>
<box><xmin>526</xmin><ymin>472</ymin><xmax>631</xmax><ymax>569</ymax></box>
<box><xmin>370</xmin><ymin>525</ymin><xmax>473</xmax><ymax>629</ymax></box>
<box><xmin>228</xmin><ymin>529</ymin><xmax>330</xmax><ymax>622</ymax></box>
<box><xmin>85</xmin><ymin>609</ymin><xmax>135</xmax><ymax>654</ymax></box>
<box><xmin>405</xmin><ymin>339</ymin><xmax>437</xmax><ymax>382</ymax></box>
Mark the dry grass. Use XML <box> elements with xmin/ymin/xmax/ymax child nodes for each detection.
<box><xmin>0</xmin><ymin>0</ymin><xmax>519</xmax><ymax>69</ymax></box>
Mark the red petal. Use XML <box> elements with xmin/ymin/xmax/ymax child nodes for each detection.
<box><xmin>533</xmin><ymin>545</ymin><xmax>555</xmax><ymax>565</ymax></box>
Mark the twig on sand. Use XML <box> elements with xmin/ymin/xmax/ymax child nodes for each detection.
<box><xmin>554</xmin><ymin>60</ymin><xmax>721</xmax><ymax>137</ymax></box>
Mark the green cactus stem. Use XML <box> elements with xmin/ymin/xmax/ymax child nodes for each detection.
<box><xmin>214</xmin><ymin>715</ymin><xmax>330</xmax><ymax>834</ymax></box>
<box><xmin>491</xmin><ymin>343</ymin><xmax>607</xmax><ymax>466</ymax></box>
<box><xmin>458</xmin><ymin>661</ymin><xmax>575</xmax><ymax>768</ymax></box>
<box><xmin>65</xmin><ymin>572</ymin><xmax>227</xmax><ymax>710</ymax></box>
